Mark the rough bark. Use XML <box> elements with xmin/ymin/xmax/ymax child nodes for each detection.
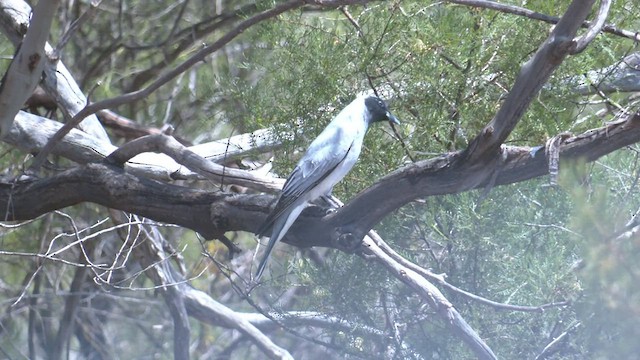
<box><xmin>1</xmin><ymin>110</ymin><xmax>638</xmax><ymax>250</ymax></box>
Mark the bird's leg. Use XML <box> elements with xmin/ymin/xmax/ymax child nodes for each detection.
<box><xmin>312</xmin><ymin>192</ymin><xmax>338</xmax><ymax>215</ymax></box>
<box><xmin>318</xmin><ymin>195</ymin><xmax>335</xmax><ymax>210</ymax></box>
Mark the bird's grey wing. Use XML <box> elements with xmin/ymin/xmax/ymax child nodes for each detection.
<box><xmin>256</xmin><ymin>133</ymin><xmax>354</xmax><ymax>237</ymax></box>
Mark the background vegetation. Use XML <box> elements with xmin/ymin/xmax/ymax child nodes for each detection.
<box><xmin>0</xmin><ymin>0</ymin><xmax>639</xmax><ymax>359</ymax></box>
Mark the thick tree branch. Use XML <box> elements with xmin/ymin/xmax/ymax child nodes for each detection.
<box><xmin>1</xmin><ymin>111</ymin><xmax>638</xmax><ymax>249</ymax></box>
<box><xmin>0</xmin><ymin>0</ymin><xmax>110</xmax><ymax>142</ymax></box>
<box><xmin>330</xmin><ymin>110</ymin><xmax>640</xmax><ymax>246</ymax></box>
<box><xmin>0</xmin><ymin>163</ymin><xmax>227</xmax><ymax>238</ymax></box>
<box><xmin>467</xmin><ymin>0</ymin><xmax>596</xmax><ymax>158</ymax></box>
<box><xmin>0</xmin><ymin>0</ymin><xmax>59</xmax><ymax>137</ymax></box>
<box><xmin>104</xmin><ymin>134</ymin><xmax>283</xmax><ymax>193</ymax></box>
<box><xmin>4</xmin><ymin>111</ymin><xmax>282</xmax><ymax>191</ymax></box>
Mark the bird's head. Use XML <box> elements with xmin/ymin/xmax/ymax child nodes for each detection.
<box><xmin>363</xmin><ymin>95</ymin><xmax>400</xmax><ymax>125</ymax></box>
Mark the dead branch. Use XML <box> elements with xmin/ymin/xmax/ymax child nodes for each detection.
<box><xmin>104</xmin><ymin>134</ymin><xmax>284</xmax><ymax>192</ymax></box>
<box><xmin>5</xmin><ymin>111</ymin><xmax>283</xmax><ymax>190</ymax></box>
<box><xmin>0</xmin><ymin>0</ymin><xmax>59</xmax><ymax>137</ymax></box>
<box><xmin>0</xmin><ymin>0</ymin><xmax>110</xmax><ymax>142</ymax></box>
<box><xmin>363</xmin><ymin>232</ymin><xmax>498</xmax><ymax>359</ymax></box>
<box><xmin>570</xmin><ymin>0</ymin><xmax>611</xmax><ymax>54</ymax></box>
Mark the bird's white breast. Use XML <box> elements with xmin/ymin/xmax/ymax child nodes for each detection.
<box><xmin>303</xmin><ymin>115</ymin><xmax>367</xmax><ymax>201</ymax></box>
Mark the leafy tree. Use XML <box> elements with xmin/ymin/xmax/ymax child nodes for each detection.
<box><xmin>0</xmin><ymin>0</ymin><xmax>639</xmax><ymax>359</ymax></box>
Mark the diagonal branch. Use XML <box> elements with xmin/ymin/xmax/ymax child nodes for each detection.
<box><xmin>570</xmin><ymin>0</ymin><xmax>612</xmax><ymax>54</ymax></box>
<box><xmin>363</xmin><ymin>231</ymin><xmax>497</xmax><ymax>359</ymax></box>
<box><xmin>184</xmin><ymin>285</ymin><xmax>294</xmax><ymax>360</ymax></box>
<box><xmin>0</xmin><ymin>0</ymin><xmax>59</xmax><ymax>137</ymax></box>
<box><xmin>466</xmin><ymin>0</ymin><xmax>596</xmax><ymax>159</ymax></box>
<box><xmin>374</xmin><ymin>232</ymin><xmax>570</xmax><ymax>312</ymax></box>
<box><xmin>0</xmin><ymin>0</ymin><xmax>110</xmax><ymax>142</ymax></box>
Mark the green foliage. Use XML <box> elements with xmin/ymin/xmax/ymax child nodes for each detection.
<box><xmin>216</xmin><ymin>1</ymin><xmax>640</xmax><ymax>358</ymax></box>
<box><xmin>2</xmin><ymin>0</ymin><xmax>640</xmax><ymax>358</ymax></box>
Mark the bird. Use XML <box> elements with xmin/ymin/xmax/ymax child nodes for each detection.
<box><xmin>254</xmin><ymin>93</ymin><xmax>400</xmax><ymax>280</ymax></box>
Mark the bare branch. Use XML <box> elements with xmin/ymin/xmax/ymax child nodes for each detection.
<box><xmin>535</xmin><ymin>321</ymin><xmax>581</xmax><ymax>360</ymax></box>
<box><xmin>374</xmin><ymin>234</ymin><xmax>570</xmax><ymax>312</ymax></box>
<box><xmin>0</xmin><ymin>0</ymin><xmax>59</xmax><ymax>137</ymax></box>
<box><xmin>55</xmin><ymin>0</ymin><xmax>103</xmax><ymax>55</ymax></box>
<box><xmin>104</xmin><ymin>134</ymin><xmax>284</xmax><ymax>192</ymax></box>
<box><xmin>570</xmin><ymin>0</ymin><xmax>612</xmax><ymax>54</ymax></box>
<box><xmin>0</xmin><ymin>0</ymin><xmax>110</xmax><ymax>142</ymax></box>
<box><xmin>363</xmin><ymin>232</ymin><xmax>498</xmax><ymax>360</ymax></box>
<box><xmin>184</xmin><ymin>286</ymin><xmax>295</xmax><ymax>359</ymax></box>
<box><xmin>4</xmin><ymin>111</ymin><xmax>283</xmax><ymax>191</ymax></box>
<box><xmin>467</xmin><ymin>0</ymin><xmax>596</xmax><ymax>159</ymax></box>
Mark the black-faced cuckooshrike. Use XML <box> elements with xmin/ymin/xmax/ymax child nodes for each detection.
<box><xmin>255</xmin><ymin>94</ymin><xmax>400</xmax><ymax>280</ymax></box>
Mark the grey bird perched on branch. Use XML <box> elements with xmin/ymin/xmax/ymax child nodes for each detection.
<box><xmin>254</xmin><ymin>94</ymin><xmax>400</xmax><ymax>280</ymax></box>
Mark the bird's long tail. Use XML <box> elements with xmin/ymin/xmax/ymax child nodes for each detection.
<box><xmin>255</xmin><ymin>205</ymin><xmax>305</xmax><ymax>281</ymax></box>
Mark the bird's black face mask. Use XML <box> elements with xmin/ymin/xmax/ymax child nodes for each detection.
<box><xmin>364</xmin><ymin>95</ymin><xmax>400</xmax><ymax>125</ymax></box>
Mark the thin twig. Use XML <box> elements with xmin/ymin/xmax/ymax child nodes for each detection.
<box><xmin>55</xmin><ymin>0</ymin><xmax>103</xmax><ymax>55</ymax></box>
<box><xmin>447</xmin><ymin>0</ymin><xmax>638</xmax><ymax>42</ymax></box>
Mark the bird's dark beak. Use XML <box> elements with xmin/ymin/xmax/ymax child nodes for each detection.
<box><xmin>386</xmin><ymin>111</ymin><xmax>400</xmax><ymax>125</ymax></box>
